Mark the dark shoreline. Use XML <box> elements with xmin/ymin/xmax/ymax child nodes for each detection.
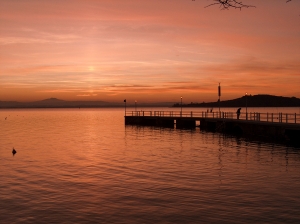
<box><xmin>173</xmin><ymin>94</ymin><xmax>300</xmax><ymax>108</ymax></box>
<box><xmin>1</xmin><ymin>94</ymin><xmax>300</xmax><ymax>109</ymax></box>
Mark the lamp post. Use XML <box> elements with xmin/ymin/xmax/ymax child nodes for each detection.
<box><xmin>124</xmin><ymin>99</ymin><xmax>126</xmax><ymax>116</ymax></box>
<box><xmin>245</xmin><ymin>93</ymin><xmax>248</xmax><ymax>120</ymax></box>
<box><xmin>135</xmin><ymin>100</ymin><xmax>137</xmax><ymax>112</ymax></box>
<box><xmin>180</xmin><ymin>96</ymin><xmax>182</xmax><ymax>116</ymax></box>
<box><xmin>218</xmin><ymin>83</ymin><xmax>221</xmax><ymax>114</ymax></box>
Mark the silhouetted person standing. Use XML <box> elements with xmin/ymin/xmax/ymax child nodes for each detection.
<box><xmin>236</xmin><ymin>108</ymin><xmax>241</xmax><ymax>119</ymax></box>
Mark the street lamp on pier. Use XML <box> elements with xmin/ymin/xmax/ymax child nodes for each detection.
<box><xmin>218</xmin><ymin>83</ymin><xmax>221</xmax><ymax>114</ymax></box>
<box><xmin>245</xmin><ymin>93</ymin><xmax>248</xmax><ymax>120</ymax></box>
<box><xmin>180</xmin><ymin>96</ymin><xmax>183</xmax><ymax>116</ymax></box>
<box><xmin>135</xmin><ymin>100</ymin><xmax>137</xmax><ymax>112</ymax></box>
<box><xmin>124</xmin><ymin>99</ymin><xmax>126</xmax><ymax>116</ymax></box>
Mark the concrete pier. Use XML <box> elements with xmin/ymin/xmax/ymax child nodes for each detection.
<box><xmin>125</xmin><ymin>116</ymin><xmax>175</xmax><ymax>127</ymax></box>
<box><xmin>199</xmin><ymin>118</ymin><xmax>300</xmax><ymax>144</ymax></box>
<box><xmin>176</xmin><ymin>118</ymin><xmax>196</xmax><ymax>129</ymax></box>
<box><xmin>125</xmin><ymin>110</ymin><xmax>300</xmax><ymax>145</ymax></box>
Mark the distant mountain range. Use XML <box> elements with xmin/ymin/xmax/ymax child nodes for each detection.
<box><xmin>173</xmin><ymin>95</ymin><xmax>300</xmax><ymax>108</ymax></box>
<box><xmin>1</xmin><ymin>95</ymin><xmax>299</xmax><ymax>109</ymax></box>
<box><xmin>0</xmin><ymin>98</ymin><xmax>174</xmax><ymax>108</ymax></box>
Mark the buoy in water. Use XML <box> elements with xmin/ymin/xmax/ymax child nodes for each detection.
<box><xmin>12</xmin><ymin>148</ymin><xmax>17</xmax><ymax>156</ymax></box>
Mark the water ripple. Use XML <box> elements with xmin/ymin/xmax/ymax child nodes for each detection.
<box><xmin>1</xmin><ymin>109</ymin><xmax>300</xmax><ymax>223</ymax></box>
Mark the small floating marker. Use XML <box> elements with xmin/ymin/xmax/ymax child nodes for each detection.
<box><xmin>12</xmin><ymin>148</ymin><xmax>17</xmax><ymax>156</ymax></box>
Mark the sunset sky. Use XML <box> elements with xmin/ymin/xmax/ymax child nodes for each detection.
<box><xmin>1</xmin><ymin>0</ymin><xmax>300</xmax><ymax>103</ymax></box>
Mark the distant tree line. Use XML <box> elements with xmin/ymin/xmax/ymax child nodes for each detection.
<box><xmin>173</xmin><ymin>95</ymin><xmax>300</xmax><ymax>108</ymax></box>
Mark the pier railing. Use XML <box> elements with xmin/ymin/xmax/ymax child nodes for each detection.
<box><xmin>126</xmin><ymin>111</ymin><xmax>300</xmax><ymax>124</ymax></box>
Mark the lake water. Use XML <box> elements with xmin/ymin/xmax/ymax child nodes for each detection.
<box><xmin>1</xmin><ymin>108</ymin><xmax>300</xmax><ymax>223</ymax></box>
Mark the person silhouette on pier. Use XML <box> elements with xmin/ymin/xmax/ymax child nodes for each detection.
<box><xmin>236</xmin><ymin>108</ymin><xmax>241</xmax><ymax>119</ymax></box>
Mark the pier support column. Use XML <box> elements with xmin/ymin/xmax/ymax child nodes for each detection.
<box><xmin>156</xmin><ymin>118</ymin><xmax>174</xmax><ymax>128</ymax></box>
<box><xmin>125</xmin><ymin>116</ymin><xmax>142</xmax><ymax>125</ymax></box>
<box><xmin>176</xmin><ymin>119</ymin><xmax>196</xmax><ymax>129</ymax></box>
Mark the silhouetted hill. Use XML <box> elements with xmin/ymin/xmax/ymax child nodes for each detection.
<box><xmin>173</xmin><ymin>95</ymin><xmax>300</xmax><ymax>108</ymax></box>
<box><xmin>0</xmin><ymin>98</ymin><xmax>174</xmax><ymax>108</ymax></box>
<box><xmin>0</xmin><ymin>101</ymin><xmax>23</xmax><ymax>108</ymax></box>
<box><xmin>0</xmin><ymin>98</ymin><xmax>115</xmax><ymax>108</ymax></box>
<box><xmin>1</xmin><ymin>95</ymin><xmax>299</xmax><ymax>109</ymax></box>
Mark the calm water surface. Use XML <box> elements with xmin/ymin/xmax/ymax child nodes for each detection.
<box><xmin>1</xmin><ymin>108</ymin><xmax>300</xmax><ymax>223</ymax></box>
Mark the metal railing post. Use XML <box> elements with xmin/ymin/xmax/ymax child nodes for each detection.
<box><xmin>272</xmin><ymin>113</ymin><xmax>273</xmax><ymax>122</ymax></box>
<box><xmin>280</xmin><ymin>113</ymin><xmax>282</xmax><ymax>123</ymax></box>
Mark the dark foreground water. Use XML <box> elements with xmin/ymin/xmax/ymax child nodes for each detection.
<box><xmin>1</xmin><ymin>108</ymin><xmax>300</xmax><ymax>223</ymax></box>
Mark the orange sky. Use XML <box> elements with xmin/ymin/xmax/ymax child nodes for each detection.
<box><xmin>1</xmin><ymin>0</ymin><xmax>300</xmax><ymax>103</ymax></box>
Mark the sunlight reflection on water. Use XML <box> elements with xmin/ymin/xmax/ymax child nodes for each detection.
<box><xmin>0</xmin><ymin>108</ymin><xmax>300</xmax><ymax>223</ymax></box>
